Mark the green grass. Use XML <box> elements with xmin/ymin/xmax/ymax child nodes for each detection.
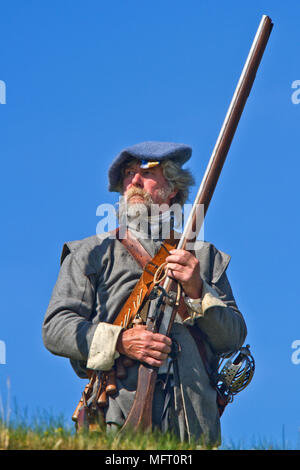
<box><xmin>0</xmin><ymin>420</ymin><xmax>212</xmax><ymax>450</ymax></box>
<box><xmin>1</xmin><ymin>416</ymin><xmax>298</xmax><ymax>450</ymax></box>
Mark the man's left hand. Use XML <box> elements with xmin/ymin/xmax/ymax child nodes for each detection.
<box><xmin>165</xmin><ymin>249</ymin><xmax>203</xmax><ymax>299</ymax></box>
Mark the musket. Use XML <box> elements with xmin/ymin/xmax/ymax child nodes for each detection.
<box><xmin>120</xmin><ymin>14</ymin><xmax>273</xmax><ymax>433</ymax></box>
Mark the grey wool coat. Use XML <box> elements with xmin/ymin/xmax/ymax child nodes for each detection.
<box><xmin>42</xmin><ymin>231</ymin><xmax>247</xmax><ymax>446</ymax></box>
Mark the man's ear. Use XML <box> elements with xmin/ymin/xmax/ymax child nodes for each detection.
<box><xmin>168</xmin><ymin>189</ymin><xmax>178</xmax><ymax>203</ymax></box>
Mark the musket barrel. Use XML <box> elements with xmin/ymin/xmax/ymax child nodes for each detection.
<box><xmin>160</xmin><ymin>14</ymin><xmax>273</xmax><ymax>329</ymax></box>
<box><xmin>178</xmin><ymin>15</ymin><xmax>273</xmax><ymax>251</ymax></box>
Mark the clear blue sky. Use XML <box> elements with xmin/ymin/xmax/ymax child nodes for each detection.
<box><xmin>0</xmin><ymin>0</ymin><xmax>299</xmax><ymax>449</ymax></box>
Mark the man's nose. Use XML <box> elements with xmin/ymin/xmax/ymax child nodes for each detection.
<box><xmin>131</xmin><ymin>171</ymin><xmax>144</xmax><ymax>187</ymax></box>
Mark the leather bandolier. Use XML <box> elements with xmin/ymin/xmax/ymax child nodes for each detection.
<box><xmin>72</xmin><ymin>228</ymin><xmax>225</xmax><ymax>431</ymax></box>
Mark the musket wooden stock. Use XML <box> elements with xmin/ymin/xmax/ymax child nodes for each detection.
<box><xmin>121</xmin><ymin>365</ymin><xmax>158</xmax><ymax>432</ymax></box>
<box><xmin>120</xmin><ymin>15</ymin><xmax>273</xmax><ymax>433</ymax></box>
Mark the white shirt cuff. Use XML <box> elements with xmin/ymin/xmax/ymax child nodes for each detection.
<box><xmin>86</xmin><ymin>322</ymin><xmax>123</xmax><ymax>371</ymax></box>
<box><xmin>183</xmin><ymin>280</ymin><xmax>227</xmax><ymax>325</ymax></box>
<box><xmin>201</xmin><ymin>280</ymin><xmax>227</xmax><ymax>312</ymax></box>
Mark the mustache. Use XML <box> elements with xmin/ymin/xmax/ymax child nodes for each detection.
<box><xmin>125</xmin><ymin>187</ymin><xmax>153</xmax><ymax>204</ymax></box>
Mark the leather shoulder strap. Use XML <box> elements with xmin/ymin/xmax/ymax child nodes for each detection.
<box><xmin>111</xmin><ymin>227</ymin><xmax>178</xmax><ymax>328</ymax></box>
<box><xmin>115</xmin><ymin>227</ymin><xmax>152</xmax><ymax>269</ymax></box>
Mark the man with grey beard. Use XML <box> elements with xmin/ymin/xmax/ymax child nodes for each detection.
<box><xmin>42</xmin><ymin>141</ymin><xmax>247</xmax><ymax>446</ymax></box>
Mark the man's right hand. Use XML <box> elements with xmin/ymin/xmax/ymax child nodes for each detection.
<box><xmin>116</xmin><ymin>325</ymin><xmax>172</xmax><ymax>368</ymax></box>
